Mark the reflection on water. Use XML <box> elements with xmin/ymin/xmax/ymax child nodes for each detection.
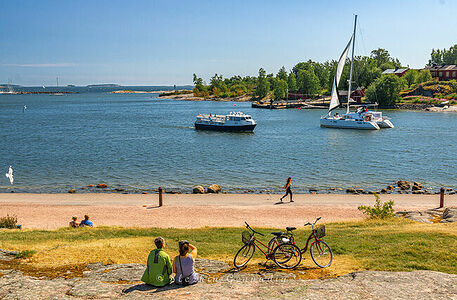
<box><xmin>0</xmin><ymin>92</ymin><xmax>456</xmax><ymax>193</ymax></box>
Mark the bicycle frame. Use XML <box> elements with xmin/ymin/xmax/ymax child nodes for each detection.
<box><xmin>250</xmin><ymin>236</ymin><xmax>275</xmax><ymax>259</ymax></box>
<box><xmin>245</xmin><ymin>222</ymin><xmax>276</xmax><ymax>259</ymax></box>
<box><xmin>299</xmin><ymin>230</ymin><xmax>321</xmax><ymax>254</ymax></box>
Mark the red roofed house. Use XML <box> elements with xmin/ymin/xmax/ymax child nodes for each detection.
<box><xmin>381</xmin><ymin>67</ymin><xmax>409</xmax><ymax>77</ymax></box>
<box><xmin>424</xmin><ymin>65</ymin><xmax>457</xmax><ymax>81</ymax></box>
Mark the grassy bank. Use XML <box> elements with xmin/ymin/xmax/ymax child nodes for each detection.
<box><xmin>0</xmin><ymin>218</ymin><xmax>456</xmax><ymax>278</ymax></box>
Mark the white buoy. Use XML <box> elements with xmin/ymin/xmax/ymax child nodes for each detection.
<box><xmin>5</xmin><ymin>166</ymin><xmax>13</xmax><ymax>184</ymax></box>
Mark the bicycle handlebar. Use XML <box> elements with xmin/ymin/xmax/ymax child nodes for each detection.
<box><xmin>244</xmin><ymin>222</ymin><xmax>265</xmax><ymax>236</ymax></box>
<box><xmin>304</xmin><ymin>217</ymin><xmax>322</xmax><ymax>226</ymax></box>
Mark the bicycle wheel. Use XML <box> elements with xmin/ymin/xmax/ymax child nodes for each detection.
<box><xmin>272</xmin><ymin>243</ymin><xmax>302</xmax><ymax>269</ymax></box>
<box><xmin>234</xmin><ymin>244</ymin><xmax>255</xmax><ymax>268</ymax></box>
<box><xmin>310</xmin><ymin>240</ymin><xmax>333</xmax><ymax>268</ymax></box>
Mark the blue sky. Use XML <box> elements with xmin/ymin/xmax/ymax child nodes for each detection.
<box><xmin>0</xmin><ymin>0</ymin><xmax>456</xmax><ymax>86</ymax></box>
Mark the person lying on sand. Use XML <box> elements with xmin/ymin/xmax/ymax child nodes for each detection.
<box><xmin>69</xmin><ymin>216</ymin><xmax>79</xmax><ymax>228</ymax></box>
<box><xmin>173</xmin><ymin>240</ymin><xmax>199</xmax><ymax>285</ymax></box>
<box><xmin>141</xmin><ymin>237</ymin><xmax>173</xmax><ymax>287</ymax></box>
<box><xmin>79</xmin><ymin>215</ymin><xmax>94</xmax><ymax>227</ymax></box>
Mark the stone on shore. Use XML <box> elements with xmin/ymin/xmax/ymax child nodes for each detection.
<box><xmin>192</xmin><ymin>185</ymin><xmax>205</xmax><ymax>194</ymax></box>
<box><xmin>97</xmin><ymin>183</ymin><xmax>108</xmax><ymax>189</ymax></box>
<box><xmin>346</xmin><ymin>188</ymin><xmax>356</xmax><ymax>194</ymax></box>
<box><xmin>68</xmin><ymin>189</ymin><xmax>76</xmax><ymax>194</ymax></box>
<box><xmin>397</xmin><ymin>180</ymin><xmax>411</xmax><ymax>190</ymax></box>
<box><xmin>207</xmin><ymin>184</ymin><xmax>221</xmax><ymax>193</ymax></box>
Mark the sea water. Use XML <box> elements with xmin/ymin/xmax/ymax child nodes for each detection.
<box><xmin>1</xmin><ymin>88</ymin><xmax>456</xmax><ymax>193</ymax></box>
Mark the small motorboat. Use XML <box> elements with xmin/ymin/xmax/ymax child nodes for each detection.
<box><xmin>194</xmin><ymin>112</ymin><xmax>256</xmax><ymax>131</ymax></box>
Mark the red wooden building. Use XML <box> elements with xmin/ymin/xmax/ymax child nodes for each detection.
<box><xmin>424</xmin><ymin>65</ymin><xmax>457</xmax><ymax>81</ymax></box>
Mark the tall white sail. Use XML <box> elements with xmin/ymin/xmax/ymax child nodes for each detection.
<box><xmin>328</xmin><ymin>35</ymin><xmax>353</xmax><ymax>113</ymax></box>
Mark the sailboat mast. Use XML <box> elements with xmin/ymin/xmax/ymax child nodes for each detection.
<box><xmin>347</xmin><ymin>15</ymin><xmax>357</xmax><ymax>114</ymax></box>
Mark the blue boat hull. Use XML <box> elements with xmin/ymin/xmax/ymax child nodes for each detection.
<box><xmin>194</xmin><ymin>123</ymin><xmax>256</xmax><ymax>132</ymax></box>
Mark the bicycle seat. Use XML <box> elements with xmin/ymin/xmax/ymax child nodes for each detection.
<box><xmin>286</xmin><ymin>227</ymin><xmax>296</xmax><ymax>231</ymax></box>
<box><xmin>270</xmin><ymin>231</ymin><xmax>284</xmax><ymax>237</ymax></box>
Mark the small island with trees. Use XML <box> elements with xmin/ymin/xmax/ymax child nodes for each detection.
<box><xmin>159</xmin><ymin>44</ymin><xmax>457</xmax><ymax>110</ymax></box>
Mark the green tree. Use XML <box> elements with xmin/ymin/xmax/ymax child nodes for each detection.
<box><xmin>288</xmin><ymin>72</ymin><xmax>297</xmax><ymax>92</ymax></box>
<box><xmin>428</xmin><ymin>49</ymin><xmax>443</xmax><ymax>65</ymax></box>
<box><xmin>371</xmin><ymin>48</ymin><xmax>401</xmax><ymax>69</ymax></box>
<box><xmin>277</xmin><ymin>66</ymin><xmax>288</xmax><ymax>81</ymax></box>
<box><xmin>403</xmin><ymin>69</ymin><xmax>418</xmax><ymax>87</ymax></box>
<box><xmin>417</xmin><ymin>70</ymin><xmax>432</xmax><ymax>83</ymax></box>
<box><xmin>366</xmin><ymin>75</ymin><xmax>407</xmax><ymax>108</ymax></box>
<box><xmin>273</xmin><ymin>78</ymin><xmax>288</xmax><ymax>100</ymax></box>
<box><xmin>210</xmin><ymin>73</ymin><xmax>228</xmax><ymax>96</ymax></box>
<box><xmin>192</xmin><ymin>74</ymin><xmax>208</xmax><ymax>96</ymax></box>
<box><xmin>256</xmin><ymin>68</ymin><xmax>270</xmax><ymax>99</ymax></box>
<box><xmin>297</xmin><ymin>69</ymin><xmax>320</xmax><ymax>96</ymax></box>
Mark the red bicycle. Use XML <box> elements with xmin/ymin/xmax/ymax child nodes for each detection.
<box><xmin>234</xmin><ymin>222</ymin><xmax>302</xmax><ymax>269</ymax></box>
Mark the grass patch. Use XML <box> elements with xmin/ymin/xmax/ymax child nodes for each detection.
<box><xmin>0</xmin><ymin>219</ymin><xmax>456</xmax><ymax>277</ymax></box>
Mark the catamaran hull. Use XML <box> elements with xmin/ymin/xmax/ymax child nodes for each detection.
<box><xmin>194</xmin><ymin>123</ymin><xmax>256</xmax><ymax>132</ymax></box>
<box><xmin>376</xmin><ymin>119</ymin><xmax>394</xmax><ymax>128</ymax></box>
<box><xmin>320</xmin><ymin>118</ymin><xmax>380</xmax><ymax>130</ymax></box>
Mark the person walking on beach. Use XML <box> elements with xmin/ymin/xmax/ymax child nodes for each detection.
<box><xmin>280</xmin><ymin>177</ymin><xmax>293</xmax><ymax>203</ymax></box>
<box><xmin>141</xmin><ymin>237</ymin><xmax>173</xmax><ymax>287</ymax></box>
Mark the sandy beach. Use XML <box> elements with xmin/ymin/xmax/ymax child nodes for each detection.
<box><xmin>1</xmin><ymin>193</ymin><xmax>455</xmax><ymax>230</ymax></box>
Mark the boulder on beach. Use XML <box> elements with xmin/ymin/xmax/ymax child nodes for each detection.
<box><xmin>346</xmin><ymin>188</ymin><xmax>356</xmax><ymax>194</ymax></box>
<box><xmin>68</xmin><ymin>189</ymin><xmax>76</xmax><ymax>194</ymax></box>
<box><xmin>88</xmin><ymin>184</ymin><xmax>95</xmax><ymax>187</ymax></box>
<box><xmin>207</xmin><ymin>184</ymin><xmax>221</xmax><ymax>193</ymax></box>
<box><xmin>192</xmin><ymin>185</ymin><xmax>205</xmax><ymax>194</ymax></box>
<box><xmin>97</xmin><ymin>183</ymin><xmax>108</xmax><ymax>188</ymax></box>
<box><xmin>355</xmin><ymin>188</ymin><xmax>364</xmax><ymax>194</ymax></box>
<box><xmin>397</xmin><ymin>180</ymin><xmax>411</xmax><ymax>190</ymax></box>
<box><xmin>380</xmin><ymin>188</ymin><xmax>388</xmax><ymax>194</ymax></box>
<box><xmin>387</xmin><ymin>185</ymin><xmax>394</xmax><ymax>190</ymax></box>
<box><xmin>413</xmin><ymin>182</ymin><xmax>423</xmax><ymax>189</ymax></box>
<box><xmin>412</xmin><ymin>190</ymin><xmax>424</xmax><ymax>194</ymax></box>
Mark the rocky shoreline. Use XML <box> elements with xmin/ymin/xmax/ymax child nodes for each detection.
<box><xmin>0</xmin><ymin>250</ymin><xmax>456</xmax><ymax>299</ymax></box>
<box><xmin>1</xmin><ymin>180</ymin><xmax>455</xmax><ymax>196</ymax></box>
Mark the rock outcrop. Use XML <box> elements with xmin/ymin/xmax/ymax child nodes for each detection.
<box><xmin>395</xmin><ymin>207</ymin><xmax>457</xmax><ymax>223</ymax></box>
<box><xmin>0</xmin><ymin>258</ymin><xmax>456</xmax><ymax>299</ymax></box>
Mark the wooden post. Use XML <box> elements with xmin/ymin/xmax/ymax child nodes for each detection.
<box><xmin>440</xmin><ymin>187</ymin><xmax>445</xmax><ymax>208</ymax></box>
<box><xmin>158</xmin><ymin>187</ymin><xmax>163</xmax><ymax>207</ymax></box>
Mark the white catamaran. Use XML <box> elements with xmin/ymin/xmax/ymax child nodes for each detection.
<box><xmin>320</xmin><ymin>15</ymin><xmax>394</xmax><ymax>130</ymax></box>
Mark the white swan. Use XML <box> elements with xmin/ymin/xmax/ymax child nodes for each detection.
<box><xmin>5</xmin><ymin>166</ymin><xmax>13</xmax><ymax>184</ymax></box>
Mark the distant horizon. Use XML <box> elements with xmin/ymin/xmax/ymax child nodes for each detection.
<box><xmin>1</xmin><ymin>0</ymin><xmax>456</xmax><ymax>86</ymax></box>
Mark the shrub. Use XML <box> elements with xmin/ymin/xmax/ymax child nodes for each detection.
<box><xmin>0</xmin><ymin>214</ymin><xmax>18</xmax><ymax>229</ymax></box>
<box><xmin>358</xmin><ymin>194</ymin><xmax>395</xmax><ymax>219</ymax></box>
<box><xmin>15</xmin><ymin>250</ymin><xmax>36</xmax><ymax>259</ymax></box>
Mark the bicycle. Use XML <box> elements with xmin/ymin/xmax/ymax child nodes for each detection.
<box><xmin>274</xmin><ymin>217</ymin><xmax>333</xmax><ymax>268</ymax></box>
<box><xmin>233</xmin><ymin>222</ymin><xmax>302</xmax><ymax>269</ymax></box>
